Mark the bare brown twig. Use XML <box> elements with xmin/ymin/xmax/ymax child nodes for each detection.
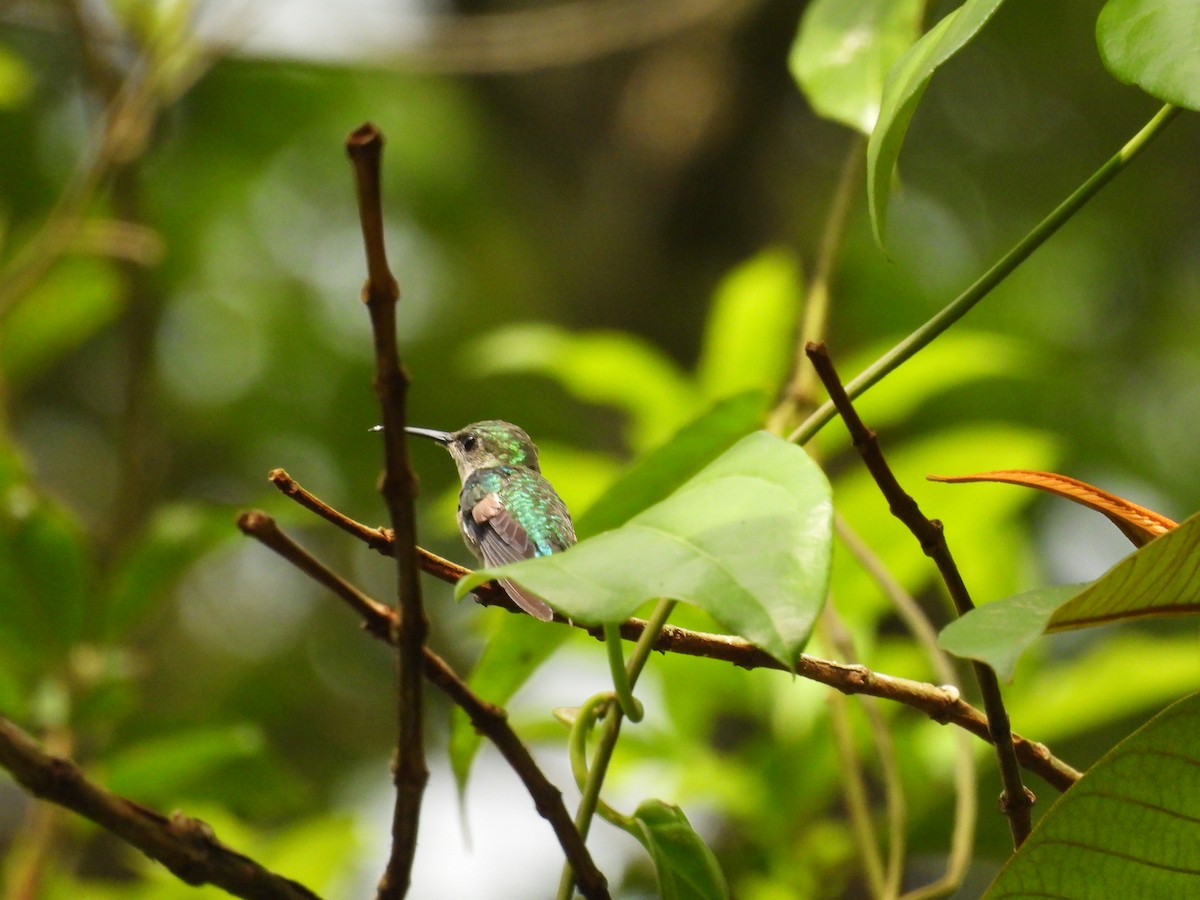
<box><xmin>265</xmin><ymin>469</ymin><xmax>1081</xmax><ymax>793</ymax></box>
<box><xmin>805</xmin><ymin>342</ymin><xmax>1035</xmax><ymax>848</ymax></box>
<box><xmin>0</xmin><ymin>715</ymin><xmax>320</xmax><ymax>900</ymax></box>
<box><xmin>236</xmin><ymin>511</ymin><xmax>610</xmax><ymax>900</ymax></box>
<box><xmin>345</xmin><ymin>123</ymin><xmax>428</xmax><ymax>899</ymax></box>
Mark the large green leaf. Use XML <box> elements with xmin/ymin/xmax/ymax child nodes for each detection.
<box><xmin>631</xmin><ymin>800</ymin><xmax>730</xmax><ymax>900</ymax></box>
<box><xmin>457</xmin><ymin>431</ymin><xmax>833</xmax><ymax>667</ymax></box>
<box><xmin>1098</xmin><ymin>0</ymin><xmax>1200</xmax><ymax>110</ymax></box>
<box><xmin>466</xmin><ymin>323</ymin><xmax>699</xmax><ymax>451</ymax></box>
<box><xmin>789</xmin><ymin>0</ymin><xmax>924</xmax><ymax>133</ymax></box>
<box><xmin>694</xmin><ymin>250</ymin><xmax>802</xmax><ymax>402</ymax></box>
<box><xmin>985</xmin><ymin>691</ymin><xmax>1200</xmax><ymax>897</ymax></box>
<box><xmin>867</xmin><ymin>0</ymin><xmax>1009</xmax><ymax>246</ymax></box>
<box><xmin>940</xmin><ymin>511</ymin><xmax>1200</xmax><ymax>679</ymax></box>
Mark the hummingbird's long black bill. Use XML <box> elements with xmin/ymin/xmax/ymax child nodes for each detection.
<box><xmin>404</xmin><ymin>426</ymin><xmax>454</xmax><ymax>444</ymax></box>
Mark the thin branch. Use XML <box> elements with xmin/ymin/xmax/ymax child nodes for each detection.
<box><xmin>836</xmin><ymin>516</ymin><xmax>976</xmax><ymax>900</ymax></box>
<box><xmin>267</xmin><ymin>468</ymin><xmax>1081</xmax><ymax>793</ymax></box>
<box><xmin>805</xmin><ymin>342</ymin><xmax>1034</xmax><ymax>848</ymax></box>
<box><xmin>345</xmin><ymin>123</ymin><xmax>428</xmax><ymax>900</ymax></box>
<box><xmin>0</xmin><ymin>715</ymin><xmax>320</xmax><ymax>900</ymax></box>
<box><xmin>236</xmin><ymin>512</ymin><xmax>610</xmax><ymax>900</ymax></box>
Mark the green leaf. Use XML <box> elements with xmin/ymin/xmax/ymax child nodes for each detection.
<box><xmin>448</xmin><ymin>611</ymin><xmax>570</xmax><ymax>790</ymax></box>
<box><xmin>694</xmin><ymin>250</ymin><xmax>802</xmax><ymax>402</ymax></box>
<box><xmin>833</xmin><ymin>424</ymin><xmax>1058</xmax><ymax>626</ymax></box>
<box><xmin>1049</xmin><ymin>510</ymin><xmax>1200</xmax><ymax>628</ymax></box>
<box><xmin>104</xmin><ymin>724</ymin><xmax>265</xmax><ymax>803</ymax></box>
<box><xmin>940</xmin><ymin>510</ymin><xmax>1200</xmax><ymax>679</ymax></box>
<box><xmin>839</xmin><ymin>331</ymin><xmax>1033</xmax><ymax>440</ymax></box>
<box><xmin>466</xmin><ymin>323</ymin><xmax>699</xmax><ymax>451</ymax></box>
<box><xmin>0</xmin><ymin>257</ymin><xmax>124</xmax><ymax>387</ymax></box>
<box><xmin>104</xmin><ymin>504</ymin><xmax>250</xmax><ymax>640</ymax></box>
<box><xmin>790</xmin><ymin>0</ymin><xmax>924</xmax><ymax>133</ymax></box>
<box><xmin>1098</xmin><ymin>0</ymin><xmax>1200</xmax><ymax>110</ymax></box>
<box><xmin>457</xmin><ymin>431</ymin><xmax>833</xmax><ymax>668</ymax></box>
<box><xmin>631</xmin><ymin>799</ymin><xmax>730</xmax><ymax>900</ymax></box>
<box><xmin>0</xmin><ymin>466</ymin><xmax>93</xmax><ymax>665</ymax></box>
<box><xmin>937</xmin><ymin>583</ymin><xmax>1085</xmax><ymax>681</ymax></box>
<box><xmin>578</xmin><ymin>391</ymin><xmax>768</xmax><ymax>538</ymax></box>
<box><xmin>984</xmin><ymin>691</ymin><xmax>1200</xmax><ymax>898</ymax></box>
<box><xmin>867</xmin><ymin>0</ymin><xmax>1009</xmax><ymax>246</ymax></box>
<box><xmin>0</xmin><ymin>44</ymin><xmax>33</xmax><ymax>109</ymax></box>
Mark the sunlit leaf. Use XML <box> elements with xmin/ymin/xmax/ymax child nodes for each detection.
<box><xmin>928</xmin><ymin>469</ymin><xmax>1175</xmax><ymax>546</ymax></box>
<box><xmin>631</xmin><ymin>799</ymin><xmax>730</xmax><ymax>900</ymax></box>
<box><xmin>457</xmin><ymin>432</ymin><xmax>833</xmax><ymax>667</ymax></box>
<box><xmin>694</xmin><ymin>250</ymin><xmax>802</xmax><ymax>402</ymax></box>
<box><xmin>832</xmin><ymin>424</ymin><xmax>1058</xmax><ymax>625</ymax></box>
<box><xmin>940</xmin><ymin>511</ymin><xmax>1200</xmax><ymax>678</ymax></box>
<box><xmin>104</xmin><ymin>504</ymin><xmax>239</xmax><ymax>639</ymax></box>
<box><xmin>1049</xmin><ymin>510</ymin><xmax>1200</xmax><ymax>628</ymax></box>
<box><xmin>789</xmin><ymin>0</ymin><xmax>924</xmax><ymax>133</ymax></box>
<box><xmin>104</xmin><ymin>724</ymin><xmax>265</xmax><ymax>803</ymax></box>
<box><xmin>841</xmin><ymin>331</ymin><xmax>1033</xmax><ymax>439</ymax></box>
<box><xmin>1008</xmin><ymin>634</ymin><xmax>1200</xmax><ymax>743</ymax></box>
<box><xmin>0</xmin><ymin>45</ymin><xmax>33</xmax><ymax>109</ymax></box>
<box><xmin>0</xmin><ymin>460</ymin><xmax>93</xmax><ymax>665</ymax></box>
<box><xmin>1098</xmin><ymin>0</ymin><xmax>1200</xmax><ymax>110</ymax></box>
<box><xmin>867</xmin><ymin>0</ymin><xmax>1009</xmax><ymax>246</ymax></box>
<box><xmin>466</xmin><ymin>323</ymin><xmax>699</xmax><ymax>451</ymax></box>
<box><xmin>0</xmin><ymin>258</ymin><xmax>124</xmax><ymax>387</ymax></box>
<box><xmin>984</xmin><ymin>691</ymin><xmax>1200</xmax><ymax>898</ymax></box>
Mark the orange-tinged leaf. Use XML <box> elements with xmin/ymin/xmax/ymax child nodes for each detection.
<box><xmin>927</xmin><ymin>469</ymin><xmax>1175</xmax><ymax>547</ymax></box>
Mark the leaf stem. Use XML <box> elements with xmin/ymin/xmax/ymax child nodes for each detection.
<box><xmin>789</xmin><ymin>102</ymin><xmax>1181</xmax><ymax>446</ymax></box>
<box><xmin>603</xmin><ymin>624</ymin><xmax>644</xmax><ymax>722</ymax></box>
<box><xmin>557</xmin><ymin>599</ymin><xmax>677</xmax><ymax>899</ymax></box>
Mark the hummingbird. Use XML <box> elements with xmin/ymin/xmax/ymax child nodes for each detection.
<box><xmin>405</xmin><ymin>420</ymin><xmax>576</xmax><ymax>621</ymax></box>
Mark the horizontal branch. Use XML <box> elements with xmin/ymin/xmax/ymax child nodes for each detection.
<box><xmin>0</xmin><ymin>715</ymin><xmax>320</xmax><ymax>900</ymax></box>
<box><xmin>265</xmin><ymin>472</ymin><xmax>1082</xmax><ymax>792</ymax></box>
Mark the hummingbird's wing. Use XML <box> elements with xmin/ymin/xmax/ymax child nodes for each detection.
<box><xmin>461</xmin><ymin>486</ymin><xmax>555</xmax><ymax>621</ymax></box>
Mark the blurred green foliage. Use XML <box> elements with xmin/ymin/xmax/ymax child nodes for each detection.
<box><xmin>0</xmin><ymin>0</ymin><xmax>1198</xmax><ymax>897</ymax></box>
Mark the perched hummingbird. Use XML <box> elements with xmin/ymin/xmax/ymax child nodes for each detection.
<box><xmin>405</xmin><ymin>420</ymin><xmax>576</xmax><ymax>621</ymax></box>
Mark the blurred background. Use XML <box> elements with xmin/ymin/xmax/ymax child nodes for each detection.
<box><xmin>0</xmin><ymin>0</ymin><xmax>1198</xmax><ymax>897</ymax></box>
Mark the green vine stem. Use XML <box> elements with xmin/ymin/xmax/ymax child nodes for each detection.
<box><xmin>789</xmin><ymin>102</ymin><xmax>1181</xmax><ymax>447</ymax></box>
<box><xmin>557</xmin><ymin>599</ymin><xmax>678</xmax><ymax>900</ymax></box>
<box><xmin>603</xmin><ymin>624</ymin><xmax>645</xmax><ymax>722</ymax></box>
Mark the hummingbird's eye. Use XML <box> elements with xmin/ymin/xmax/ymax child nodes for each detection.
<box><xmin>460</xmin><ymin>434</ymin><xmax>477</xmax><ymax>452</ymax></box>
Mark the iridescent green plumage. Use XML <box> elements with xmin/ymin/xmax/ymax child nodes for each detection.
<box><xmin>406</xmin><ymin>420</ymin><xmax>576</xmax><ymax>620</ymax></box>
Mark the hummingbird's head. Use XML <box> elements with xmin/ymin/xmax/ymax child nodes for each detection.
<box><xmin>406</xmin><ymin>420</ymin><xmax>541</xmax><ymax>481</ymax></box>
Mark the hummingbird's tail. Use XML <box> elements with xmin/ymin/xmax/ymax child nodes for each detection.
<box><xmin>498</xmin><ymin>578</ymin><xmax>554</xmax><ymax>622</ymax></box>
